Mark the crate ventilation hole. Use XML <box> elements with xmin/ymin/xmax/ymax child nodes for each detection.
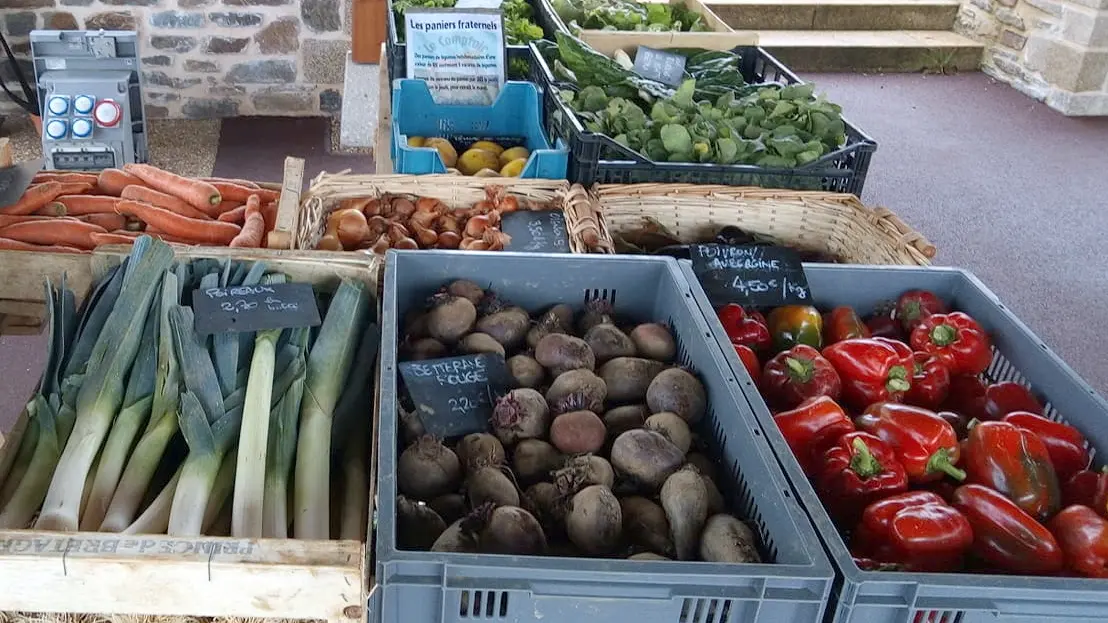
<box><xmin>458</xmin><ymin>590</ymin><xmax>509</xmax><ymax>618</ymax></box>
<box><xmin>912</xmin><ymin>610</ymin><xmax>963</xmax><ymax>623</ymax></box>
<box><xmin>680</xmin><ymin>597</ymin><xmax>733</xmax><ymax>623</ymax></box>
<box><xmin>582</xmin><ymin>287</ymin><xmax>616</xmax><ymax>308</ymax></box>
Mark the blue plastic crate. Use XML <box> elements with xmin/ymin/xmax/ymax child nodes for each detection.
<box><xmin>376</xmin><ymin>250</ymin><xmax>835</xmax><ymax>623</ymax></box>
<box><xmin>391</xmin><ymin>80</ymin><xmax>568</xmax><ymax>179</ymax></box>
<box><xmin>681</xmin><ymin>261</ymin><xmax>1108</xmax><ymax>623</ymax></box>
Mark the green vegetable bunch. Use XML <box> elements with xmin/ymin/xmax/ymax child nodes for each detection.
<box><xmin>393</xmin><ymin>0</ymin><xmax>544</xmax><ymax>45</ymax></box>
<box><xmin>551</xmin><ymin>0</ymin><xmax>708</xmax><ymax>32</ymax></box>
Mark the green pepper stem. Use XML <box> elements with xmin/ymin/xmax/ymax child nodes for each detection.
<box><xmin>930</xmin><ymin>324</ymin><xmax>958</xmax><ymax>347</ymax></box>
<box><xmin>785</xmin><ymin>356</ymin><xmax>814</xmax><ymax>384</ymax></box>
<box><xmin>849</xmin><ymin>437</ymin><xmax>883</xmax><ymax>479</ymax></box>
<box><xmin>886</xmin><ymin>365</ymin><xmax>911</xmax><ymax>393</ymax></box>
<box><xmin>927</xmin><ymin>448</ymin><xmax>967</xmax><ymax>481</ymax></box>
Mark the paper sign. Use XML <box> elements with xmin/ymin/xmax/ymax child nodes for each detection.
<box><xmin>690</xmin><ymin>243</ymin><xmax>811</xmax><ymax>308</ymax></box>
<box><xmin>399</xmin><ymin>353</ymin><xmax>513</xmax><ymax>437</ymax></box>
<box><xmin>501</xmin><ymin>210</ymin><xmax>571</xmax><ymax>253</ymax></box>
<box><xmin>405</xmin><ymin>8</ymin><xmax>506</xmax><ymax>105</ymax></box>
<box><xmin>191</xmin><ymin>283</ymin><xmax>321</xmax><ymax>335</ymax></box>
<box><xmin>634</xmin><ymin>46</ymin><xmax>686</xmax><ymax>87</ymax></box>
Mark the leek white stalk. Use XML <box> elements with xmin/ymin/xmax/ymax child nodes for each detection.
<box><xmin>203</xmin><ymin>449</ymin><xmax>239</xmax><ymax>534</ymax></box>
<box><xmin>339</xmin><ymin>417</ymin><xmax>368</xmax><ymax>541</ymax></box>
<box><xmin>294</xmin><ymin>280</ymin><xmax>370</xmax><ymax>540</ymax></box>
<box><xmin>262</xmin><ymin>331</ymin><xmax>307</xmax><ymax>538</ymax></box>
<box><xmin>36</xmin><ymin>237</ymin><xmax>174</xmax><ymax>532</ymax></box>
<box><xmin>0</xmin><ymin>417</ymin><xmax>40</xmax><ymax>509</ymax></box>
<box><xmin>0</xmin><ymin>397</ymin><xmax>59</xmax><ymax>529</ymax></box>
<box><xmin>231</xmin><ymin>328</ymin><xmax>281</xmax><ymax>538</ymax></box>
<box><xmin>122</xmin><ymin>467</ymin><xmax>180</xmax><ymax>535</ymax></box>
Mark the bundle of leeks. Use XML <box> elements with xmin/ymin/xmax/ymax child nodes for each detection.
<box><xmin>0</xmin><ymin>235</ymin><xmax>379</xmax><ymax>540</ymax></box>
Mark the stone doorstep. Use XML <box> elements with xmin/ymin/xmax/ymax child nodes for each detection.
<box><xmin>339</xmin><ymin>51</ymin><xmax>380</xmax><ymax>150</ymax></box>
<box><xmin>707</xmin><ymin>0</ymin><xmax>961</xmax><ymax>31</ymax></box>
<box><xmin>757</xmin><ymin>29</ymin><xmax>984</xmax><ymax>71</ymax></box>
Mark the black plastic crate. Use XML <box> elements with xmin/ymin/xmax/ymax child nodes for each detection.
<box><xmin>385</xmin><ymin>0</ymin><xmax>559</xmax><ymax>83</ymax></box>
<box><xmin>529</xmin><ymin>42</ymin><xmax>877</xmax><ymax>195</ymax></box>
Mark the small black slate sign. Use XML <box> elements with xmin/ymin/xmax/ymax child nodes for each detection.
<box><xmin>634</xmin><ymin>46</ymin><xmax>686</xmax><ymax>87</ymax></box>
<box><xmin>502</xmin><ymin>210</ymin><xmax>571</xmax><ymax>253</ymax></box>
<box><xmin>399</xmin><ymin>353</ymin><xmax>513</xmax><ymax>437</ymax></box>
<box><xmin>690</xmin><ymin>243</ymin><xmax>811</xmax><ymax>308</ymax></box>
<box><xmin>192</xmin><ymin>283</ymin><xmax>321</xmax><ymax>335</ymax></box>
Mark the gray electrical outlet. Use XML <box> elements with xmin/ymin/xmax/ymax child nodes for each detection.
<box><xmin>30</xmin><ymin>29</ymin><xmax>149</xmax><ymax>171</ymax></box>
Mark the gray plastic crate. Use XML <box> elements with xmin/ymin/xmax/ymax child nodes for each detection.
<box><xmin>680</xmin><ymin>261</ymin><xmax>1108</xmax><ymax>623</ymax></box>
<box><xmin>376</xmin><ymin>250</ymin><xmax>834</xmax><ymax>623</ymax></box>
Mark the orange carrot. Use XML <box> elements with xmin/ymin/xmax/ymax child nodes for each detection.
<box><xmin>201</xmin><ymin>177</ymin><xmax>261</xmax><ymax>189</ymax></box>
<box><xmin>97</xmin><ymin>168</ymin><xmax>145</xmax><ymax>196</ymax></box>
<box><xmin>123</xmin><ymin>164</ymin><xmax>222</xmax><ymax>213</ymax></box>
<box><xmin>217</xmin><ymin>205</ymin><xmax>248</xmax><ymax>224</ymax></box>
<box><xmin>144</xmin><ymin>227</ymin><xmax>198</xmax><ymax>245</ymax></box>
<box><xmin>229</xmin><ymin>211</ymin><xmax>265</xmax><ymax>248</ymax></box>
<box><xmin>210</xmin><ymin>182</ymin><xmax>280</xmax><ymax>204</ymax></box>
<box><xmin>261</xmin><ymin>201</ymin><xmax>277</xmax><ymax>233</ymax></box>
<box><xmin>116</xmin><ymin>200</ymin><xmax>240</xmax><ymax>245</ymax></box>
<box><xmin>244</xmin><ymin>194</ymin><xmax>262</xmax><ymax>218</ymax></box>
<box><xmin>53</xmin><ymin>195</ymin><xmax>121</xmax><ymax>215</ymax></box>
<box><xmin>79</xmin><ymin>213</ymin><xmax>128</xmax><ymax>231</ymax></box>
<box><xmin>90</xmin><ymin>232</ymin><xmax>142</xmax><ymax>247</ymax></box>
<box><xmin>0</xmin><ymin>237</ymin><xmax>86</xmax><ymax>254</ymax></box>
<box><xmin>32</xmin><ymin>172</ymin><xmax>99</xmax><ymax>185</ymax></box>
<box><xmin>0</xmin><ymin>214</ymin><xmax>72</xmax><ymax>227</ymax></box>
<box><xmin>0</xmin><ymin>220</ymin><xmax>106</xmax><ymax>250</ymax></box>
<box><xmin>108</xmin><ymin>229</ymin><xmax>142</xmax><ymax>238</ymax></box>
<box><xmin>2</xmin><ymin>182</ymin><xmax>90</xmax><ymax>216</ymax></box>
<box><xmin>121</xmin><ymin>185</ymin><xmax>212</xmax><ymax>220</ymax></box>
<box><xmin>33</xmin><ymin>202</ymin><xmax>67</xmax><ymax>216</ymax></box>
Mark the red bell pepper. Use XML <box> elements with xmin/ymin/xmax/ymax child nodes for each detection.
<box><xmin>815</xmin><ymin>431</ymin><xmax>909</xmax><ymax>526</ymax></box>
<box><xmin>1064</xmin><ymin>468</ymin><xmax>1108</xmax><ymax>518</ymax></box>
<box><xmin>852</xmin><ymin>490</ymin><xmax>972</xmax><ymax>572</ymax></box>
<box><xmin>910</xmin><ymin>312</ymin><xmax>992</xmax><ymax>377</ymax></box>
<box><xmin>905</xmin><ymin>352</ymin><xmax>951</xmax><ymax>410</ymax></box>
<box><xmin>935</xmin><ymin>410</ymin><xmax>969</xmax><ymax>439</ymax></box>
<box><xmin>857</xmin><ymin>402</ymin><xmax>966</xmax><ymax>484</ymax></box>
<box><xmin>952</xmin><ymin>484</ymin><xmax>1065</xmax><ymax>574</ymax></box>
<box><xmin>872</xmin><ymin>337</ymin><xmax>914</xmax><ymax>370</ymax></box>
<box><xmin>964</xmin><ymin>420</ymin><xmax>1061</xmax><ymax>522</ymax></box>
<box><xmin>1048</xmin><ymin>505</ymin><xmax>1108</xmax><ymax>578</ymax></box>
<box><xmin>822</xmin><ymin>338</ymin><xmax>913</xmax><ymax>410</ymax></box>
<box><xmin>895</xmin><ymin>289</ymin><xmax>948</xmax><ymax>334</ymax></box>
<box><xmin>773</xmin><ymin>396</ymin><xmax>856</xmax><ymax>476</ymax></box>
<box><xmin>866</xmin><ymin>311</ymin><xmax>903</xmax><ymax>340</ymax></box>
<box><xmin>942</xmin><ymin>374</ymin><xmax>989</xmax><ymax>420</ymax></box>
<box><xmin>761</xmin><ymin>344</ymin><xmax>842</xmax><ymax>410</ymax></box>
<box><xmin>733</xmin><ymin>343</ymin><xmax>762</xmax><ymax>383</ymax></box>
<box><xmin>823</xmin><ymin>306</ymin><xmax>871</xmax><ymax>345</ymax></box>
<box><xmin>718</xmin><ymin>304</ymin><xmax>772</xmax><ymax>354</ymax></box>
<box><xmin>1002</xmin><ymin>411</ymin><xmax>1089</xmax><ymax>482</ymax></box>
<box><xmin>983</xmin><ymin>381</ymin><xmax>1044</xmax><ymax>419</ymax></box>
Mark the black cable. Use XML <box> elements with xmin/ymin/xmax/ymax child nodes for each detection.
<box><xmin>0</xmin><ymin>30</ymin><xmax>38</xmax><ymax>114</ymax></box>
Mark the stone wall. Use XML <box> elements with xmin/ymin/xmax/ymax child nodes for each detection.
<box><xmin>1</xmin><ymin>0</ymin><xmax>352</xmax><ymax>119</ymax></box>
<box><xmin>957</xmin><ymin>0</ymin><xmax>1108</xmax><ymax>114</ymax></box>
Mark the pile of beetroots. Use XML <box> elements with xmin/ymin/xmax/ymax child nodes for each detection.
<box><xmin>717</xmin><ymin>290</ymin><xmax>1107</xmax><ymax>577</ymax></box>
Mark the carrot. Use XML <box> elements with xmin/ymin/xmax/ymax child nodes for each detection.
<box><xmin>229</xmin><ymin>211</ymin><xmax>265</xmax><ymax>248</ymax></box>
<box><xmin>79</xmin><ymin>213</ymin><xmax>128</xmax><ymax>231</ymax></box>
<box><xmin>0</xmin><ymin>220</ymin><xmax>106</xmax><ymax>250</ymax></box>
<box><xmin>244</xmin><ymin>194</ymin><xmax>262</xmax><ymax>217</ymax></box>
<box><xmin>261</xmin><ymin>201</ymin><xmax>277</xmax><ymax>233</ymax></box>
<box><xmin>33</xmin><ymin>202</ymin><xmax>67</xmax><ymax>216</ymax></box>
<box><xmin>121</xmin><ymin>185</ymin><xmax>212</xmax><ymax>220</ymax></box>
<box><xmin>217</xmin><ymin>205</ymin><xmax>248</xmax><ymax>224</ymax></box>
<box><xmin>214</xmin><ymin>200</ymin><xmax>242</xmax><ymax>215</ymax></box>
<box><xmin>123</xmin><ymin>164</ymin><xmax>221</xmax><ymax>213</ymax></box>
<box><xmin>116</xmin><ymin>200</ymin><xmax>240</xmax><ymax>245</ymax></box>
<box><xmin>1</xmin><ymin>182</ymin><xmax>90</xmax><ymax>216</ymax></box>
<box><xmin>108</xmin><ymin>229</ymin><xmax>142</xmax><ymax>238</ymax></box>
<box><xmin>97</xmin><ymin>168</ymin><xmax>145</xmax><ymax>196</ymax></box>
<box><xmin>53</xmin><ymin>195</ymin><xmax>121</xmax><ymax>215</ymax></box>
<box><xmin>144</xmin><ymin>227</ymin><xmax>198</xmax><ymax>245</ymax></box>
<box><xmin>90</xmin><ymin>232</ymin><xmax>142</xmax><ymax>247</ymax></box>
<box><xmin>210</xmin><ymin>182</ymin><xmax>280</xmax><ymax>204</ymax></box>
<box><xmin>32</xmin><ymin>172</ymin><xmax>99</xmax><ymax>185</ymax></box>
<box><xmin>0</xmin><ymin>214</ymin><xmax>71</xmax><ymax>227</ymax></box>
<box><xmin>202</xmin><ymin>177</ymin><xmax>260</xmax><ymax>189</ymax></box>
<box><xmin>0</xmin><ymin>237</ymin><xmax>86</xmax><ymax>254</ymax></box>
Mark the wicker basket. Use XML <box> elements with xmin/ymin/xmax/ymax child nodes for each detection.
<box><xmin>298</xmin><ymin>173</ymin><xmax>614</xmax><ymax>254</ymax></box>
<box><xmin>593</xmin><ymin>184</ymin><xmax>935</xmax><ymax>266</ymax></box>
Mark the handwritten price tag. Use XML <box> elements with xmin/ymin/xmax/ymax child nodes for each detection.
<box><xmin>191</xmin><ymin>283</ymin><xmax>321</xmax><ymax>335</ymax></box>
<box><xmin>502</xmin><ymin>210</ymin><xmax>571</xmax><ymax>253</ymax></box>
<box><xmin>691</xmin><ymin>243</ymin><xmax>811</xmax><ymax>308</ymax></box>
<box><xmin>399</xmin><ymin>353</ymin><xmax>513</xmax><ymax>437</ymax></box>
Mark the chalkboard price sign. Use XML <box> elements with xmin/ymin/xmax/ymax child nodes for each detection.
<box><xmin>399</xmin><ymin>353</ymin><xmax>514</xmax><ymax>437</ymax></box>
<box><xmin>191</xmin><ymin>283</ymin><xmax>321</xmax><ymax>335</ymax></box>
<box><xmin>502</xmin><ymin>210</ymin><xmax>571</xmax><ymax>253</ymax></box>
<box><xmin>633</xmin><ymin>46</ymin><xmax>686</xmax><ymax>87</ymax></box>
<box><xmin>690</xmin><ymin>243</ymin><xmax>811</xmax><ymax>308</ymax></box>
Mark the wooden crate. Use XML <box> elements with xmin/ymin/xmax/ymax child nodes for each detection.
<box><xmin>0</xmin><ymin>246</ymin><xmax>381</xmax><ymax>623</ymax></box>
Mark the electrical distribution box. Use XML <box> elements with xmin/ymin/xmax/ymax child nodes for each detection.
<box><xmin>30</xmin><ymin>30</ymin><xmax>148</xmax><ymax>171</ymax></box>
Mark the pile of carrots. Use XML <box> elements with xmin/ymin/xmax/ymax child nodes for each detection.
<box><xmin>0</xmin><ymin>164</ymin><xmax>281</xmax><ymax>254</ymax></box>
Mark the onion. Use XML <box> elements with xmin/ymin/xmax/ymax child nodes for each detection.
<box><xmin>335</xmin><ymin>208</ymin><xmax>370</xmax><ymax>249</ymax></box>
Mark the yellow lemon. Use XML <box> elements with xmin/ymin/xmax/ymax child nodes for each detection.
<box><xmin>407</xmin><ymin>136</ymin><xmax>426</xmax><ymax>148</ymax></box>
<box><xmin>458</xmin><ymin>148</ymin><xmax>501</xmax><ymax>176</ymax></box>
<box><xmin>424</xmin><ymin>137</ymin><xmax>458</xmax><ymax>169</ymax></box>
<box><xmin>469</xmin><ymin>140</ymin><xmax>505</xmax><ymax>156</ymax></box>
<box><xmin>499</xmin><ymin>157</ymin><xmax>528</xmax><ymax>177</ymax></box>
<box><xmin>499</xmin><ymin>146</ymin><xmax>530</xmax><ymax>168</ymax></box>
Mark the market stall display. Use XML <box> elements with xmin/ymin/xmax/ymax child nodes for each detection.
<box><xmin>376</xmin><ymin>250</ymin><xmax>834</xmax><ymax>623</ymax></box>
<box><xmin>0</xmin><ymin>165</ymin><xmax>284</xmax><ymax>252</ymax></box>
<box><xmin>684</xmin><ymin>262</ymin><xmax>1108</xmax><ymax>622</ymax></box>
<box><xmin>300</xmin><ymin>173</ymin><xmax>613</xmax><ymax>254</ymax></box>
<box><xmin>531</xmin><ymin>37</ymin><xmax>876</xmax><ymax>193</ymax></box>
<box><xmin>0</xmin><ymin>242</ymin><xmax>376</xmax><ymax>622</ymax></box>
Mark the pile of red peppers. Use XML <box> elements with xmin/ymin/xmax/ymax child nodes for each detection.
<box><xmin>715</xmin><ymin>290</ymin><xmax>1108</xmax><ymax>577</ymax></box>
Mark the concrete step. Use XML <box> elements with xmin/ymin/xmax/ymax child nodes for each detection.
<box><xmin>756</xmin><ymin>30</ymin><xmax>983</xmax><ymax>72</ymax></box>
<box><xmin>708</xmin><ymin>0</ymin><xmax>961</xmax><ymax>31</ymax></box>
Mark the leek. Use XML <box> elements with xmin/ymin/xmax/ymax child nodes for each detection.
<box><xmin>334</xmin><ymin>325</ymin><xmax>379</xmax><ymax>541</ymax></box>
<box><xmin>339</xmin><ymin>415</ymin><xmax>369</xmax><ymax>541</ymax></box>
<box><xmin>263</xmin><ymin>329</ymin><xmax>309</xmax><ymax>538</ymax></box>
<box><xmin>122</xmin><ymin>467</ymin><xmax>180</xmax><ymax>535</ymax></box>
<box><xmin>99</xmin><ymin>267</ymin><xmax>185</xmax><ymax>532</ymax></box>
<box><xmin>36</xmin><ymin>237</ymin><xmax>174</xmax><ymax>531</ymax></box>
<box><xmin>231</xmin><ymin>327</ymin><xmax>282</xmax><ymax>537</ymax></box>
<box><xmin>294</xmin><ymin>280</ymin><xmax>370</xmax><ymax>540</ymax></box>
<box><xmin>0</xmin><ymin>396</ymin><xmax>59</xmax><ymax>528</ymax></box>
<box><xmin>202</xmin><ymin>448</ymin><xmax>238</xmax><ymax>534</ymax></box>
